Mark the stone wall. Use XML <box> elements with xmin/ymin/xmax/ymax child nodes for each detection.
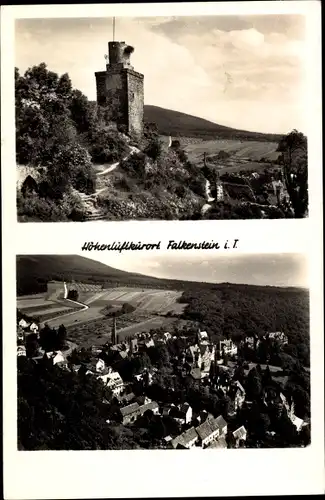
<box><xmin>95</xmin><ymin>67</ymin><xmax>144</xmax><ymax>139</ymax></box>
<box><xmin>127</xmin><ymin>70</ymin><xmax>144</xmax><ymax>139</ymax></box>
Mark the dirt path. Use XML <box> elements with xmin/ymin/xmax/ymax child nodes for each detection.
<box><xmin>80</xmin><ymin>145</ymin><xmax>139</xmax><ymax>220</ymax></box>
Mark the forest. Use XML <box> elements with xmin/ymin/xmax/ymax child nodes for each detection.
<box><xmin>179</xmin><ymin>285</ymin><xmax>310</xmax><ymax>368</ymax></box>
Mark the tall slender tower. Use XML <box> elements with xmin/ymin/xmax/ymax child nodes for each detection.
<box><xmin>95</xmin><ymin>39</ymin><xmax>144</xmax><ymax>139</ymax></box>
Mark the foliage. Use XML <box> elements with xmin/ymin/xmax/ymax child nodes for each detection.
<box><xmin>277</xmin><ymin>129</ymin><xmax>308</xmax><ymax>218</ymax></box>
<box><xmin>17</xmin><ymin>357</ymin><xmax>140</xmax><ymax>450</ymax></box>
<box><xmin>17</xmin><ymin>190</ymin><xmax>87</xmax><ymax>222</ymax></box>
<box><xmin>45</xmin><ymin>143</ymin><xmax>95</xmax><ymax>197</ymax></box>
<box><xmin>87</xmin><ymin>125</ymin><xmax>128</xmax><ymax>164</ymax></box>
<box><xmin>67</xmin><ymin>289</ymin><xmax>79</xmax><ymax>301</ymax></box>
<box><xmin>180</xmin><ymin>285</ymin><xmax>309</xmax><ymax>367</ymax></box>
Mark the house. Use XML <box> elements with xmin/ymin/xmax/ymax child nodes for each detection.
<box><xmin>98</xmin><ymin>367</ymin><xmax>125</xmax><ymax>396</ymax></box>
<box><xmin>195</xmin><ymin>417</ymin><xmax>220</xmax><ymax>448</ymax></box>
<box><xmin>230</xmin><ymin>380</ymin><xmax>246</xmax><ymax>412</ymax></box>
<box><xmin>18</xmin><ymin>319</ymin><xmax>30</xmax><ymax>329</ymax></box>
<box><xmin>171</xmin><ymin>427</ymin><xmax>198</xmax><ymax>449</ymax></box>
<box><xmin>45</xmin><ymin>350</ymin><xmax>66</xmax><ymax>366</ymax></box>
<box><xmin>29</xmin><ymin>322</ymin><xmax>39</xmax><ymax>334</ymax></box>
<box><xmin>17</xmin><ymin>345</ymin><xmax>26</xmax><ymax>357</ymax></box>
<box><xmin>179</xmin><ymin>403</ymin><xmax>192</xmax><ymax>424</ymax></box>
<box><xmin>215</xmin><ymin>415</ymin><xmax>228</xmax><ymax>436</ymax></box>
<box><xmin>268</xmin><ymin>332</ymin><xmax>288</xmax><ymax>345</ymax></box>
<box><xmin>195</xmin><ymin>410</ymin><xmax>214</xmax><ymax>425</ymax></box>
<box><xmin>120</xmin><ymin>402</ymin><xmax>141</xmax><ymax>424</ymax></box>
<box><xmin>207</xmin><ymin>436</ymin><xmax>227</xmax><ymax>449</ymax></box>
<box><xmin>120</xmin><ymin>400</ymin><xmax>159</xmax><ymax>424</ymax></box>
<box><xmin>169</xmin><ymin>403</ymin><xmax>192</xmax><ymax>426</ymax></box>
<box><xmin>197</xmin><ymin>330</ymin><xmax>209</xmax><ymax>343</ymax></box>
<box><xmin>161</xmin><ymin>403</ymin><xmax>176</xmax><ymax>417</ymax></box>
<box><xmin>139</xmin><ymin>401</ymin><xmax>159</xmax><ymax>416</ymax></box>
<box><xmin>96</xmin><ymin>358</ymin><xmax>106</xmax><ymax>373</ymax></box>
<box><xmin>110</xmin><ymin>343</ymin><xmax>129</xmax><ymax>359</ymax></box>
<box><xmin>232</xmin><ymin>425</ymin><xmax>247</xmax><ymax>447</ymax></box>
<box><xmin>219</xmin><ymin>339</ymin><xmax>238</xmax><ymax>357</ymax></box>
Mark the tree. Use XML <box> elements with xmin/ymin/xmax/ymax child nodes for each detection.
<box><xmin>277</xmin><ymin>129</ymin><xmax>308</xmax><ymax>218</ymax></box>
<box><xmin>57</xmin><ymin>324</ymin><xmax>67</xmax><ymax>350</ymax></box>
<box><xmin>246</xmin><ymin>367</ymin><xmax>263</xmax><ymax>401</ymax></box>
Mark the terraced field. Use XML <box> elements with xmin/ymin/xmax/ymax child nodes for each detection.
<box><xmin>17</xmin><ymin>294</ymin><xmax>84</xmax><ymax>323</ymax></box>
<box><xmin>90</xmin><ymin>287</ymin><xmax>185</xmax><ymax>314</ymax></box>
<box><xmin>184</xmin><ymin>139</ymin><xmax>280</xmax><ymax>167</ymax></box>
<box><xmin>17</xmin><ymin>287</ymin><xmax>186</xmax><ymax>334</ymax></box>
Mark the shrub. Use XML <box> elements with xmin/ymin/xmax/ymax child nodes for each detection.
<box><xmin>46</xmin><ymin>143</ymin><xmax>95</xmax><ymax>196</ymax></box>
<box><xmin>144</xmin><ymin>138</ymin><xmax>162</xmax><ymax>161</ymax></box>
<box><xmin>88</xmin><ymin>126</ymin><xmax>128</xmax><ymax>164</ymax></box>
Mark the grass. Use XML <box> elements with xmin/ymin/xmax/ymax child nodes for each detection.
<box><xmin>184</xmin><ymin>139</ymin><xmax>280</xmax><ymax>167</ymax></box>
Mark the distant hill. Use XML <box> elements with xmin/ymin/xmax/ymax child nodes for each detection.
<box><xmin>144</xmin><ymin>105</ymin><xmax>283</xmax><ymax>142</ymax></box>
<box><xmin>17</xmin><ymin>255</ymin><xmax>307</xmax><ymax>297</ymax></box>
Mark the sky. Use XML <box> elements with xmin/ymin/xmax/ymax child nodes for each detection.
<box><xmin>15</xmin><ymin>15</ymin><xmax>307</xmax><ymax>134</ymax></box>
<box><xmin>80</xmin><ymin>252</ymin><xmax>308</xmax><ymax>288</ymax></box>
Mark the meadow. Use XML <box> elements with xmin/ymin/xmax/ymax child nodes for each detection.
<box><xmin>183</xmin><ymin>138</ymin><xmax>280</xmax><ymax>168</ymax></box>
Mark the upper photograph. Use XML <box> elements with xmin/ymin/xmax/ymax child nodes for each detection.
<box><xmin>16</xmin><ymin>14</ymin><xmax>309</xmax><ymax>222</ymax></box>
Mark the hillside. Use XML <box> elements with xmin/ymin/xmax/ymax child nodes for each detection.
<box><xmin>17</xmin><ymin>255</ymin><xmax>307</xmax><ymax>297</ymax></box>
<box><xmin>144</xmin><ymin>105</ymin><xmax>283</xmax><ymax>142</ymax></box>
<box><xmin>16</xmin><ymin>255</ymin><xmax>161</xmax><ymax>295</ymax></box>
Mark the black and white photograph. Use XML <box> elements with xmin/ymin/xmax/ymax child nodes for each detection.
<box><xmin>16</xmin><ymin>252</ymin><xmax>310</xmax><ymax>450</ymax></box>
<box><xmin>15</xmin><ymin>13</ymin><xmax>310</xmax><ymax>222</ymax></box>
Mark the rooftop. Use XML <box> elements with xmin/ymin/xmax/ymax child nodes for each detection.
<box><xmin>120</xmin><ymin>402</ymin><xmax>140</xmax><ymax>417</ymax></box>
<box><xmin>215</xmin><ymin>415</ymin><xmax>227</xmax><ymax>430</ymax></box>
<box><xmin>233</xmin><ymin>425</ymin><xmax>247</xmax><ymax>440</ymax></box>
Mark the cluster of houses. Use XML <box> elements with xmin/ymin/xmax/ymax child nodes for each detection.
<box><xmin>17</xmin><ymin>312</ymin><xmax>307</xmax><ymax>445</ymax></box>
<box><xmin>17</xmin><ymin>317</ymin><xmax>39</xmax><ymax>357</ymax></box>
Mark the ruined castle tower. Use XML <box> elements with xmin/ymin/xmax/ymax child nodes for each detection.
<box><xmin>95</xmin><ymin>41</ymin><xmax>144</xmax><ymax>139</ymax></box>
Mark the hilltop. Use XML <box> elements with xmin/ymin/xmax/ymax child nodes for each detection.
<box><xmin>17</xmin><ymin>255</ymin><xmax>307</xmax><ymax>297</ymax></box>
<box><xmin>144</xmin><ymin>105</ymin><xmax>283</xmax><ymax>142</ymax></box>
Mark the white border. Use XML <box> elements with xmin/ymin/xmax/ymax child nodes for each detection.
<box><xmin>2</xmin><ymin>2</ymin><xmax>324</xmax><ymax>499</ymax></box>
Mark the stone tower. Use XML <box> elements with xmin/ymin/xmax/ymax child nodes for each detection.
<box><xmin>95</xmin><ymin>41</ymin><xmax>144</xmax><ymax>139</ymax></box>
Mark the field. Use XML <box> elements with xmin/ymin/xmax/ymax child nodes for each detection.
<box><xmin>34</xmin><ymin>287</ymin><xmax>187</xmax><ymax>346</ymax></box>
<box><xmin>183</xmin><ymin>139</ymin><xmax>280</xmax><ymax>169</ymax></box>
<box><xmin>17</xmin><ymin>287</ymin><xmax>185</xmax><ymax>332</ymax></box>
<box><xmin>90</xmin><ymin>287</ymin><xmax>185</xmax><ymax>314</ymax></box>
<box><xmin>17</xmin><ymin>294</ymin><xmax>84</xmax><ymax>323</ymax></box>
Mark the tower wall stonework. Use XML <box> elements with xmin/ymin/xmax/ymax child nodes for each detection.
<box><xmin>95</xmin><ymin>41</ymin><xmax>144</xmax><ymax>139</ymax></box>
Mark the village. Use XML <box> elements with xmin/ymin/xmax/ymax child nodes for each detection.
<box><xmin>17</xmin><ymin>310</ymin><xmax>309</xmax><ymax>450</ymax></box>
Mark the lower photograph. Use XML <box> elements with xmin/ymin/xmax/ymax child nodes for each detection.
<box><xmin>16</xmin><ymin>252</ymin><xmax>310</xmax><ymax>450</ymax></box>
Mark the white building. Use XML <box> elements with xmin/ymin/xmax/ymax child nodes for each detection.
<box><xmin>98</xmin><ymin>367</ymin><xmax>124</xmax><ymax>396</ymax></box>
<box><xmin>18</xmin><ymin>319</ymin><xmax>30</xmax><ymax>329</ymax></box>
<box><xmin>219</xmin><ymin>339</ymin><xmax>238</xmax><ymax>357</ymax></box>
<box><xmin>96</xmin><ymin>358</ymin><xmax>106</xmax><ymax>373</ymax></box>
<box><xmin>30</xmin><ymin>322</ymin><xmax>39</xmax><ymax>334</ymax></box>
<box><xmin>46</xmin><ymin>351</ymin><xmax>65</xmax><ymax>366</ymax></box>
<box><xmin>17</xmin><ymin>345</ymin><xmax>26</xmax><ymax>357</ymax></box>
